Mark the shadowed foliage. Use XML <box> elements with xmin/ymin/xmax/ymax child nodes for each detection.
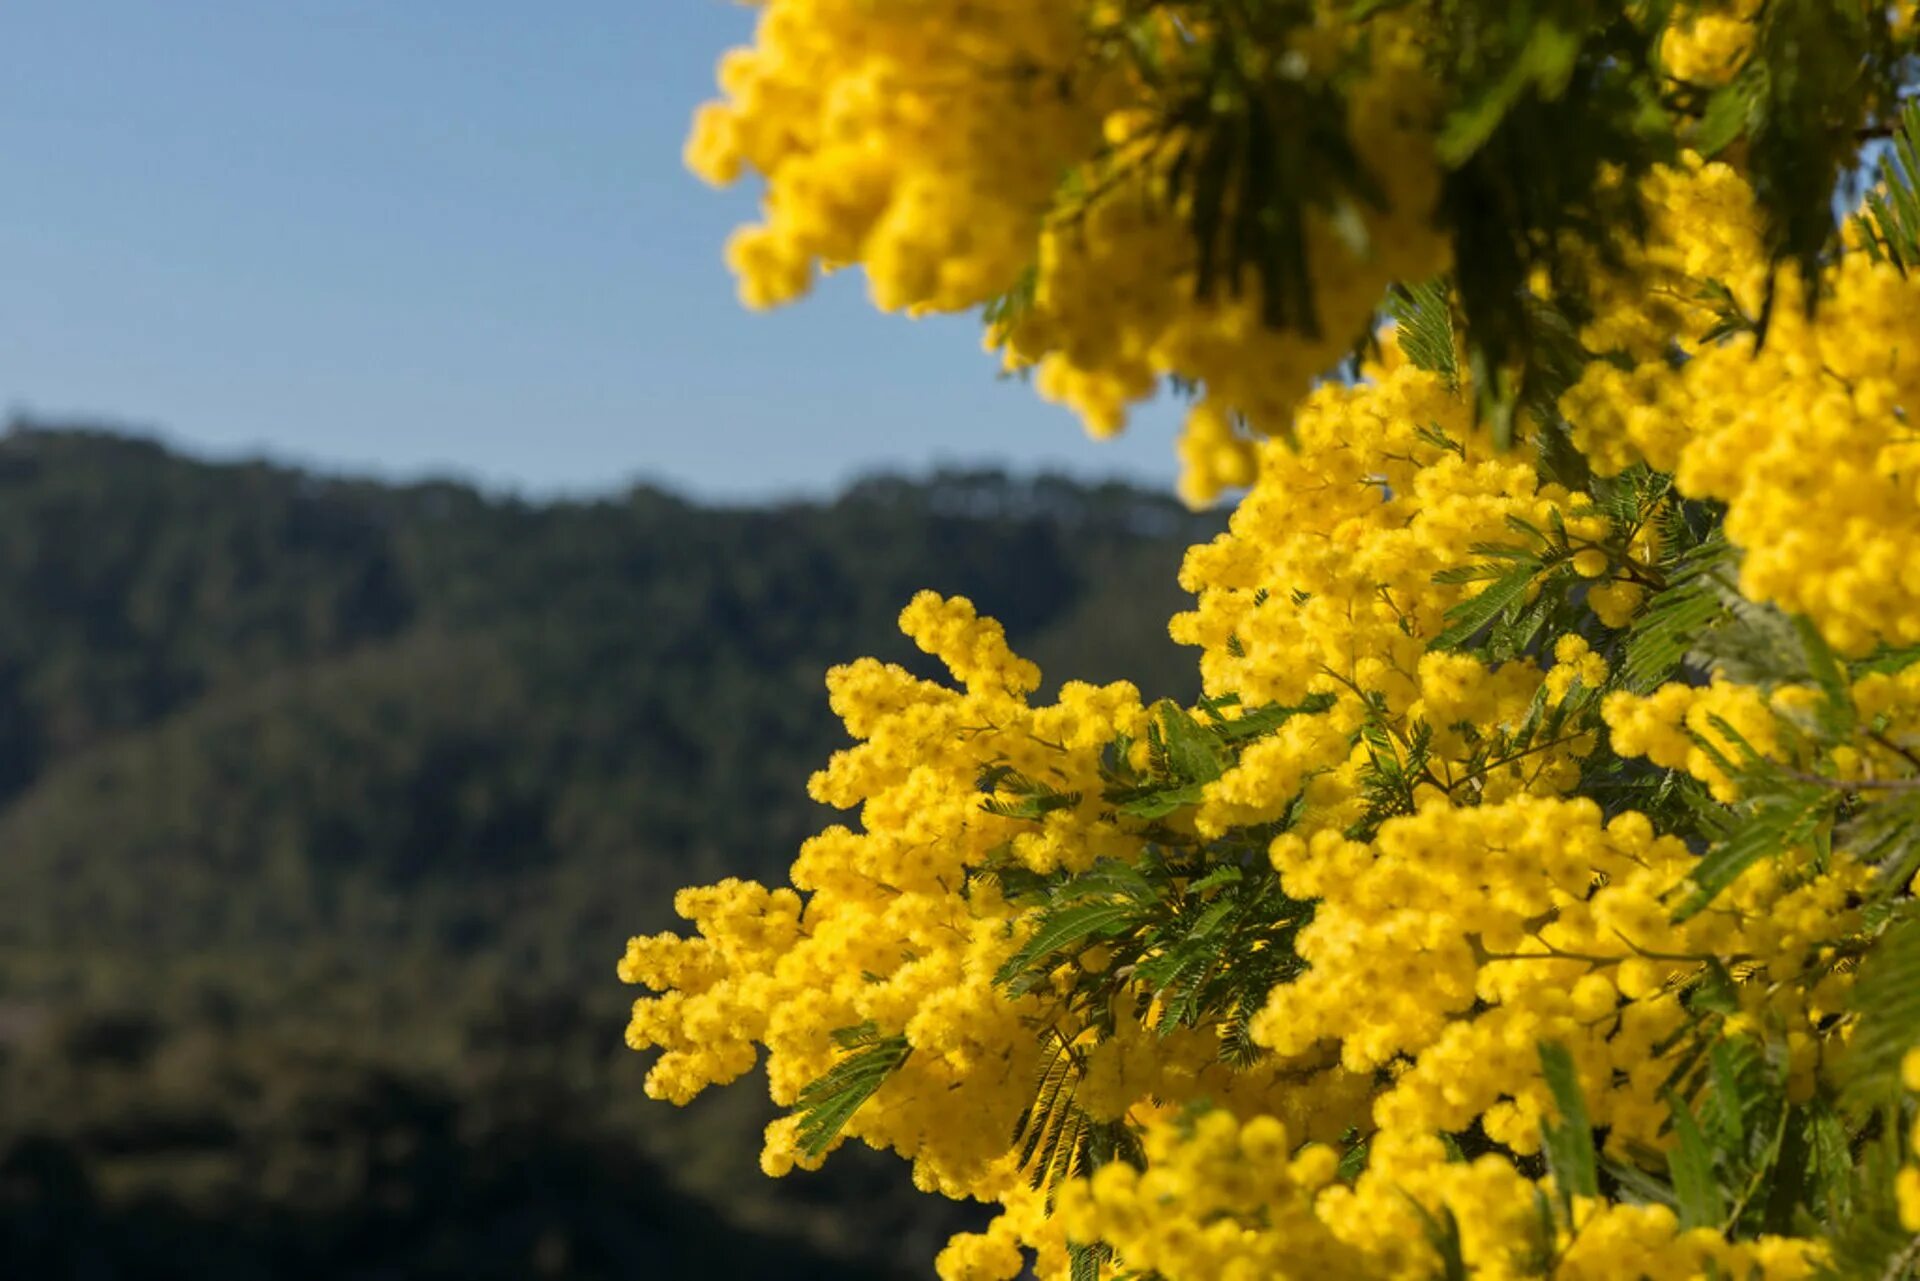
<box><xmin>0</xmin><ymin>422</ymin><xmax>1215</xmax><ymax>1279</ymax></box>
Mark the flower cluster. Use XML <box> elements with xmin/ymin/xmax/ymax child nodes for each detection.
<box><xmin>1659</xmin><ymin>0</ymin><xmax>1761</xmax><ymax>87</ymax></box>
<box><xmin>685</xmin><ymin>0</ymin><xmax>1104</xmax><ymax>312</ymax></box>
<box><xmin>620</xmin><ymin>592</ymin><xmax>1157</xmax><ymax>1199</ymax></box>
<box><xmin>688</xmin><ymin>0</ymin><xmax>1450</xmax><ymax>503</ymax></box>
<box><xmin>1561</xmin><ymin>157</ymin><xmax>1920</xmax><ymax>655</ymax></box>
<box><xmin>633</xmin><ymin>14</ymin><xmax>1920</xmax><ymax>1280</ymax></box>
<box><xmin>622</xmin><ymin>326</ymin><xmax>1912</xmax><ymax>1276</ymax></box>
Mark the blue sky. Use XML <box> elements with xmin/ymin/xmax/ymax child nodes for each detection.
<box><xmin>0</xmin><ymin>1</ymin><xmax>1181</xmax><ymax>500</ymax></box>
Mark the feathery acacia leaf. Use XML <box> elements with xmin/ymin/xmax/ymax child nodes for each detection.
<box><xmin>1387</xmin><ymin>278</ymin><xmax>1459</xmax><ymax>386</ymax></box>
<box><xmin>1430</xmin><ymin>561</ymin><xmax>1544</xmax><ymax>652</ymax></box>
<box><xmin>1841</xmin><ymin>914</ymin><xmax>1920</xmax><ymax>1109</ymax></box>
<box><xmin>1538</xmin><ymin>1041</ymin><xmax>1599</xmax><ymax>1213</ymax></box>
<box><xmin>792</xmin><ymin>1028</ymin><xmax>912</xmax><ymax>1158</ymax></box>
<box><xmin>1672</xmin><ymin>781</ymin><xmax>1835</xmax><ymax>921</ymax></box>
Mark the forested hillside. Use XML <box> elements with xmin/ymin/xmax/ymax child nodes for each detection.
<box><xmin>0</xmin><ymin>423</ymin><xmax>1216</xmax><ymax>1279</ymax></box>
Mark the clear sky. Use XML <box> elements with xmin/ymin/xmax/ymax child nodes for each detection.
<box><xmin>0</xmin><ymin>1</ymin><xmax>1182</xmax><ymax>500</ymax></box>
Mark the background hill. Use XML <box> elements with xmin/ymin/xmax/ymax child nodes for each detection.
<box><xmin>0</xmin><ymin>423</ymin><xmax>1217</xmax><ymax>1279</ymax></box>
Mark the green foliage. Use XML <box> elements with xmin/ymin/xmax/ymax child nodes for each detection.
<box><xmin>1346</xmin><ymin>711</ymin><xmax>1435</xmax><ymax>838</ymax></box>
<box><xmin>1538</xmin><ymin>1041</ymin><xmax>1599</xmax><ymax>1215</ymax></box>
<box><xmin>1386</xmin><ymin>278</ymin><xmax>1460</xmax><ymax>387</ymax></box>
<box><xmin>1815</xmin><ymin>1125</ymin><xmax>1920</xmax><ymax>1281</ymax></box>
<box><xmin>1841</xmin><ymin>913</ymin><xmax>1920</xmax><ymax>1109</ymax></box>
<box><xmin>1434</xmin><ymin>3</ymin><xmax>1672</xmax><ymax>444</ymax></box>
<box><xmin>1664</xmin><ymin>1088</ymin><xmax>1725</xmax><ymax>1229</ymax></box>
<box><xmin>1091</xmin><ymin>0</ymin><xmax>1385</xmax><ymax>335</ymax></box>
<box><xmin>946</xmin><ymin>687</ymin><xmax>1357</xmax><ymax>1208</ymax></box>
<box><xmin>1841</xmin><ymin>790</ymin><xmax>1920</xmax><ymax>903</ymax></box>
<box><xmin>794</xmin><ymin>1026</ymin><xmax>915</xmax><ymax>1159</ymax></box>
<box><xmin>1855</xmin><ymin>97</ymin><xmax>1920</xmax><ymax>272</ymax></box>
<box><xmin>989</xmin><ymin>844</ymin><xmax>1311</xmax><ymax>1059</ymax></box>
<box><xmin>1696</xmin><ymin>1039</ymin><xmax>1795</xmax><ymax>1233</ymax></box>
<box><xmin>980</xmin><ymin>763</ymin><xmax>1085</xmax><ymax>821</ymax></box>
<box><xmin>1431</xmin><ymin>466</ymin><xmax>1676</xmax><ymax>661</ymax></box>
<box><xmin>1406</xmin><ymin>1196</ymin><xmax>1471</xmax><ymax>1281</ymax></box>
<box><xmin>1670</xmin><ymin>777</ymin><xmax>1836</xmax><ymax>921</ymax></box>
<box><xmin>1096</xmin><ymin>695</ymin><xmax>1330</xmax><ymax>822</ymax></box>
<box><xmin>1010</xmin><ymin>1031</ymin><xmax>1146</xmax><ymax>1205</ymax></box>
<box><xmin>996</xmin><ymin>895</ymin><xmax>1153</xmax><ymax>996</ymax></box>
<box><xmin>1619</xmin><ymin>531</ymin><xmax>1734</xmax><ymax>693</ymax></box>
<box><xmin>983</xmin><ymin>265</ymin><xmax>1039</xmax><ymax>331</ymax></box>
<box><xmin>1735</xmin><ymin>0</ymin><xmax>1891</xmax><ymax>299</ymax></box>
<box><xmin>1430</xmin><ymin>557</ymin><xmax>1550</xmax><ymax>652</ymax></box>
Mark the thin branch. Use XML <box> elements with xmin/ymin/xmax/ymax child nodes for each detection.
<box><xmin>1869</xmin><ymin>729</ymin><xmax>1920</xmax><ymax>773</ymax></box>
<box><xmin>1780</xmin><ymin>770</ymin><xmax>1920</xmax><ymax>792</ymax></box>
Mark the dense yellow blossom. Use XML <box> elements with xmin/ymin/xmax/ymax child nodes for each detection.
<box><xmin>622</xmin><ymin>334</ymin><xmax>1903</xmax><ymax>1277</ymax></box>
<box><xmin>688</xmin><ymin>0</ymin><xmax>1450</xmax><ymax>503</ymax></box>
<box><xmin>1660</xmin><ymin>0</ymin><xmax>1761</xmax><ymax>87</ymax></box>
<box><xmin>640</xmin><ymin>11</ymin><xmax>1920</xmax><ymax>1277</ymax></box>
<box><xmin>1603</xmin><ymin>677</ymin><xmax>1791</xmax><ymax>802</ymax></box>
<box><xmin>1560</xmin><ymin>157</ymin><xmax>1920</xmax><ymax>656</ymax></box>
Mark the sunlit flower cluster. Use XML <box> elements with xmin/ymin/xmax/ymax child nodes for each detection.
<box><xmin>1659</xmin><ymin>0</ymin><xmax>1761</xmax><ymax>86</ymax></box>
<box><xmin>622</xmin><ymin>335</ymin><xmax>1904</xmax><ymax>1277</ymax></box>
<box><xmin>689</xmin><ymin>0</ymin><xmax>1449</xmax><ymax>504</ymax></box>
<box><xmin>635</xmin><ymin>12</ymin><xmax>1920</xmax><ymax>1280</ymax></box>
<box><xmin>1561</xmin><ymin>157</ymin><xmax>1920</xmax><ymax>655</ymax></box>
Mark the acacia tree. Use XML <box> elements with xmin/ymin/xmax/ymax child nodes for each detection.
<box><xmin>622</xmin><ymin>4</ymin><xmax>1920</xmax><ymax>1278</ymax></box>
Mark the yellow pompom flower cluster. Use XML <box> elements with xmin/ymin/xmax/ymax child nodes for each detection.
<box><xmin>1052</xmin><ymin>1044</ymin><xmax>1832</xmax><ymax>1280</ymax></box>
<box><xmin>623</xmin><ymin>592</ymin><xmax>1164</xmax><ymax>1200</ymax></box>
<box><xmin>686</xmin><ymin>0</ymin><xmax>1106</xmax><ymax>311</ymax></box>
<box><xmin>1658</xmin><ymin>0</ymin><xmax>1920</xmax><ymax>89</ymax></box>
<box><xmin>1266</xmin><ymin>796</ymin><xmax>1864</xmax><ymax>1153</ymax></box>
<box><xmin>1606</xmin><ymin>658</ymin><xmax>1920</xmax><ymax>810</ymax></box>
<box><xmin>1055</xmin><ymin>1109</ymin><xmax>1356</xmax><ymax>1281</ymax></box>
<box><xmin>689</xmin><ymin>0</ymin><xmax>1452</xmax><ymax>505</ymax></box>
<box><xmin>1173</xmin><ymin>346</ymin><xmax>1565</xmax><ymax>709</ymax></box>
<box><xmin>622</xmin><ymin>316</ymin><xmax>1900</xmax><ymax>1277</ymax></box>
<box><xmin>689</xmin><ymin>5</ymin><xmax>1903</xmax><ymax>511</ymax></box>
<box><xmin>1659</xmin><ymin>0</ymin><xmax>1761</xmax><ymax>86</ymax></box>
<box><xmin>641</xmin><ymin>34</ymin><xmax>1920</xmax><ymax>1263</ymax></box>
<box><xmin>992</xmin><ymin>20</ymin><xmax>1450</xmax><ymax>505</ymax></box>
<box><xmin>1164</xmin><ymin>342</ymin><xmax>1640</xmax><ymax>837</ymax></box>
<box><xmin>1313</xmin><ymin>1133</ymin><xmax>1823</xmax><ymax>1281</ymax></box>
<box><xmin>1560</xmin><ymin>157</ymin><xmax>1920</xmax><ymax>655</ymax></box>
<box><xmin>1602</xmin><ymin>677</ymin><xmax>1791</xmax><ymax>803</ymax></box>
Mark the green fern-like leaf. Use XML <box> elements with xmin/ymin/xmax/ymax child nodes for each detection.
<box><xmin>995</xmin><ymin>900</ymin><xmax>1143</xmax><ymax>994</ymax></box>
<box><xmin>1387</xmin><ymin>278</ymin><xmax>1459</xmax><ymax>387</ymax></box>
<box><xmin>1854</xmin><ymin>98</ymin><xmax>1920</xmax><ymax>273</ymax></box>
<box><xmin>982</xmin><ymin>265</ymin><xmax>1038</xmax><ymax>330</ymax></box>
<box><xmin>792</xmin><ymin>1027</ymin><xmax>912</xmax><ymax>1158</ymax></box>
<box><xmin>1671</xmin><ymin>778</ymin><xmax>1834</xmax><ymax>922</ymax></box>
<box><xmin>1813</xmin><ymin>1123</ymin><xmax>1919</xmax><ymax>1281</ymax></box>
<box><xmin>1841</xmin><ymin>792</ymin><xmax>1920</xmax><ymax>903</ymax></box>
<box><xmin>1842</xmin><ymin>914</ymin><xmax>1920</xmax><ymax>1109</ymax></box>
<box><xmin>1404</xmin><ymin>1195</ymin><xmax>1471</xmax><ymax>1281</ymax></box>
<box><xmin>1538</xmin><ymin>1040</ymin><xmax>1599</xmax><ymax>1216</ymax></box>
<box><xmin>1663</xmin><ymin>1087</ymin><xmax>1726</xmax><ymax>1230</ymax></box>
<box><xmin>1430</xmin><ymin>560</ymin><xmax>1547</xmax><ymax>652</ymax></box>
<box><xmin>1619</xmin><ymin>533</ymin><xmax>1734</xmax><ymax>692</ymax></box>
<box><xmin>979</xmin><ymin>763</ymin><xmax>1083</xmax><ymax>821</ymax></box>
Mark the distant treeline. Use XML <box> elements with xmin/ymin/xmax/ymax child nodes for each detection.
<box><xmin>0</xmin><ymin>423</ymin><xmax>1217</xmax><ymax>1279</ymax></box>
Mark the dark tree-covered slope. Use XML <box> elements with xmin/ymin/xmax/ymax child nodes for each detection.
<box><xmin>0</xmin><ymin>422</ymin><xmax>1217</xmax><ymax>1280</ymax></box>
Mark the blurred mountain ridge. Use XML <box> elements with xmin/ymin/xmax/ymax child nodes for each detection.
<box><xmin>0</xmin><ymin>421</ymin><xmax>1218</xmax><ymax>1279</ymax></box>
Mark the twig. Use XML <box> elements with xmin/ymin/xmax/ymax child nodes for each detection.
<box><xmin>1781</xmin><ymin>771</ymin><xmax>1920</xmax><ymax>792</ymax></box>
